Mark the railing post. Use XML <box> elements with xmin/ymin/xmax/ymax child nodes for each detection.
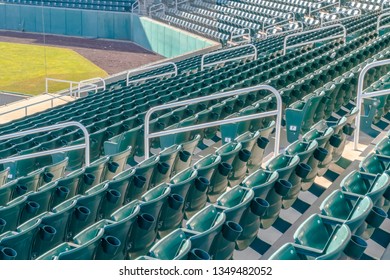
<box><xmin>283</xmin><ymin>23</ymin><xmax>346</xmax><ymax>55</ymax></box>
<box><xmin>144</xmin><ymin>85</ymin><xmax>282</xmax><ymax>159</ymax></box>
<box><xmin>354</xmin><ymin>59</ymin><xmax>390</xmax><ymax>150</ymax></box>
<box><xmin>0</xmin><ymin>121</ymin><xmax>90</xmax><ymax>167</ymax></box>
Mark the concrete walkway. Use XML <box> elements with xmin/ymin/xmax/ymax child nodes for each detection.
<box><xmin>0</xmin><ymin>93</ymin><xmax>74</xmax><ymax>124</ymax></box>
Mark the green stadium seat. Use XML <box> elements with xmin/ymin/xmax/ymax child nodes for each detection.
<box><xmin>185</xmin><ymin>205</ymin><xmax>226</xmax><ymax>256</ymax></box>
<box><xmin>171</xmin><ymin>135</ymin><xmax>201</xmax><ymax>175</ymax></box>
<box><xmin>134</xmin><ymin>155</ymin><xmax>159</xmax><ymax>191</ymax></box>
<box><xmin>237</xmin><ymin>169</ymin><xmax>279</xmax><ymax>249</ymax></box>
<box><xmin>77</xmin><ymin>157</ymin><xmax>110</xmax><ymax>194</ymax></box>
<box><xmin>0</xmin><ymin>168</ymin><xmax>10</xmax><ymax>187</ymax></box>
<box><xmin>152</xmin><ymin>145</ymin><xmax>181</xmax><ymax>187</ymax></box>
<box><xmin>103</xmin><ymin>147</ymin><xmax>132</xmax><ymax>181</ymax></box>
<box><xmin>128</xmin><ymin>184</ymin><xmax>170</xmax><ymax>259</ymax></box>
<box><xmin>158</xmin><ymin>168</ymin><xmax>197</xmax><ymax>238</ymax></box>
<box><xmin>67</xmin><ymin>182</ymin><xmax>109</xmax><ymax>238</ymax></box>
<box><xmin>0</xmin><ymin>217</ymin><xmax>41</xmax><ymax>260</ymax></box>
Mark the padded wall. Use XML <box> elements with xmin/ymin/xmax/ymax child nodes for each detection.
<box><xmin>0</xmin><ymin>4</ymin><xmax>214</xmax><ymax>58</ymax></box>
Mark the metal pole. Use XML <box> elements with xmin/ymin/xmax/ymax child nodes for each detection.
<box><xmin>0</xmin><ymin>121</ymin><xmax>91</xmax><ymax>166</ymax></box>
<box><xmin>354</xmin><ymin>59</ymin><xmax>390</xmax><ymax>150</ymax></box>
<box><xmin>144</xmin><ymin>85</ymin><xmax>282</xmax><ymax>159</ymax></box>
<box><xmin>377</xmin><ymin>12</ymin><xmax>390</xmax><ymax>33</ymax></box>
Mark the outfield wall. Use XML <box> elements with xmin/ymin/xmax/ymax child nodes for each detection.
<box><xmin>0</xmin><ymin>4</ymin><xmax>216</xmax><ymax>58</ymax></box>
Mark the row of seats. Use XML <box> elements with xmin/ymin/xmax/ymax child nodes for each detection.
<box><xmin>270</xmin><ymin>131</ymin><xmax>390</xmax><ymax>259</ymax></box>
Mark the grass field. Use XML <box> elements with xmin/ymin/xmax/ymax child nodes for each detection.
<box><xmin>0</xmin><ymin>41</ymin><xmax>108</xmax><ymax>95</ymax></box>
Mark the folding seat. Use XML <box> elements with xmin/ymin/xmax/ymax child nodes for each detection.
<box><xmin>293</xmin><ymin>214</ymin><xmax>353</xmax><ymax>260</ymax></box>
<box><xmin>102</xmin><ymin>147</ymin><xmax>132</xmax><ymax>181</ymax></box>
<box><xmin>128</xmin><ymin>184</ymin><xmax>170</xmax><ymax>259</ymax></box>
<box><xmin>0</xmin><ymin>196</ymin><xmax>28</xmax><ymax>233</ymax></box>
<box><xmin>284</xmin><ymin>140</ymin><xmax>318</xmax><ymax>192</ymax></box>
<box><xmin>19</xmin><ymin>182</ymin><xmax>59</xmax><ymax>224</ymax></box>
<box><xmin>0</xmin><ymin>217</ymin><xmax>41</xmax><ymax>260</ymax></box>
<box><xmin>151</xmin><ymin>145</ymin><xmax>181</xmax><ymax>187</ymax></box>
<box><xmin>77</xmin><ymin>157</ymin><xmax>109</xmax><ymax>194</ymax></box>
<box><xmin>171</xmin><ymin>135</ymin><xmax>201</xmax><ymax>176</ymax></box>
<box><xmin>104</xmin><ymin>125</ymin><xmax>142</xmax><ymax>161</ymax></box>
<box><xmin>285</xmin><ymin>93</ymin><xmax>325</xmax><ymax>143</ymax></box>
<box><xmin>8</xmin><ymin>169</ymin><xmax>44</xmax><ymax>201</ymax></box>
<box><xmin>265</xmin><ymin>154</ymin><xmax>308</xmax><ymax>209</ymax></box>
<box><xmin>341</xmin><ymin>171</ymin><xmax>390</xmax><ymax>211</ymax></box>
<box><xmin>148</xmin><ymin>228</ymin><xmax>210</xmax><ymax>260</ymax></box>
<box><xmin>185</xmin><ymin>205</ymin><xmax>227</xmax><ymax>256</ymax></box>
<box><xmin>237</xmin><ymin>169</ymin><xmax>279</xmax><ymax>249</ymax></box>
<box><xmin>37</xmin><ymin>225</ymin><xmax>105</xmax><ymax>260</ymax></box>
<box><xmin>67</xmin><ymin>182</ymin><xmax>109</xmax><ymax>239</ymax></box>
<box><xmin>31</xmin><ymin>199</ymin><xmax>77</xmax><ymax>257</ymax></box>
<box><xmin>158</xmin><ymin>168</ymin><xmax>198</xmax><ymax>238</ymax></box>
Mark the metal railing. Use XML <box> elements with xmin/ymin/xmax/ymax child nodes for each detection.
<box><xmin>149</xmin><ymin>3</ymin><xmax>165</xmax><ymax>16</ymax></box>
<box><xmin>229</xmin><ymin>28</ymin><xmax>251</xmax><ymax>46</ymax></box>
<box><xmin>200</xmin><ymin>44</ymin><xmax>257</xmax><ymax>71</ymax></box>
<box><xmin>126</xmin><ymin>62</ymin><xmax>178</xmax><ymax>86</ymax></box>
<box><xmin>144</xmin><ymin>85</ymin><xmax>282</xmax><ymax>159</ymax></box>
<box><xmin>377</xmin><ymin>12</ymin><xmax>390</xmax><ymax>33</ymax></box>
<box><xmin>45</xmin><ymin>78</ymin><xmax>98</xmax><ymax>98</ymax></box>
<box><xmin>309</xmin><ymin>0</ymin><xmax>340</xmax><ymax>16</ymax></box>
<box><xmin>382</xmin><ymin>0</ymin><xmax>390</xmax><ymax>12</ymax></box>
<box><xmin>0</xmin><ymin>121</ymin><xmax>90</xmax><ymax>167</ymax></box>
<box><xmin>354</xmin><ymin>59</ymin><xmax>390</xmax><ymax>150</ymax></box>
<box><xmin>131</xmin><ymin>0</ymin><xmax>139</xmax><ymax>13</ymax></box>
<box><xmin>79</xmin><ymin>77</ymin><xmax>106</xmax><ymax>93</ymax></box>
<box><xmin>283</xmin><ymin>23</ymin><xmax>347</xmax><ymax>55</ymax></box>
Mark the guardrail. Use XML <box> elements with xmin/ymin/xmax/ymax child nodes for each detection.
<box><xmin>354</xmin><ymin>59</ymin><xmax>390</xmax><ymax>150</ymax></box>
<box><xmin>144</xmin><ymin>85</ymin><xmax>282</xmax><ymax>159</ymax></box>
<box><xmin>200</xmin><ymin>43</ymin><xmax>257</xmax><ymax>71</ymax></box>
<box><xmin>0</xmin><ymin>121</ymin><xmax>90</xmax><ymax>167</ymax></box>
<box><xmin>377</xmin><ymin>12</ymin><xmax>390</xmax><ymax>33</ymax></box>
<box><xmin>283</xmin><ymin>23</ymin><xmax>347</xmax><ymax>55</ymax></box>
<box><xmin>45</xmin><ymin>78</ymin><xmax>98</xmax><ymax>98</ymax></box>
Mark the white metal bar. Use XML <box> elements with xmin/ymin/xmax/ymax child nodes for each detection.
<box><xmin>149</xmin><ymin>3</ymin><xmax>165</xmax><ymax>16</ymax></box>
<box><xmin>126</xmin><ymin>62</ymin><xmax>178</xmax><ymax>86</ymax></box>
<box><xmin>377</xmin><ymin>12</ymin><xmax>390</xmax><ymax>33</ymax></box>
<box><xmin>382</xmin><ymin>0</ymin><xmax>390</xmax><ymax>11</ymax></box>
<box><xmin>201</xmin><ymin>43</ymin><xmax>257</xmax><ymax>71</ymax></box>
<box><xmin>354</xmin><ymin>59</ymin><xmax>390</xmax><ymax>150</ymax></box>
<box><xmin>283</xmin><ymin>23</ymin><xmax>347</xmax><ymax>55</ymax></box>
<box><xmin>80</xmin><ymin>77</ymin><xmax>106</xmax><ymax>91</ymax></box>
<box><xmin>0</xmin><ymin>121</ymin><xmax>91</xmax><ymax>166</ymax></box>
<box><xmin>144</xmin><ymin>85</ymin><xmax>282</xmax><ymax>159</ymax></box>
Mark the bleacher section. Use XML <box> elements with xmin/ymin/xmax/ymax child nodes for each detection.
<box><xmin>0</xmin><ymin>1</ymin><xmax>390</xmax><ymax>261</ymax></box>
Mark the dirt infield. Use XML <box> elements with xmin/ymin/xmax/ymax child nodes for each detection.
<box><xmin>0</xmin><ymin>30</ymin><xmax>164</xmax><ymax>75</ymax></box>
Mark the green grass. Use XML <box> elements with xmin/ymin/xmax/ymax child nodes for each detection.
<box><xmin>0</xmin><ymin>42</ymin><xmax>108</xmax><ymax>95</ymax></box>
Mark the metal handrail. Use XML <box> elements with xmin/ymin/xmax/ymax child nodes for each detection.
<box><xmin>229</xmin><ymin>28</ymin><xmax>251</xmax><ymax>45</ymax></box>
<box><xmin>144</xmin><ymin>85</ymin><xmax>282</xmax><ymax>159</ymax></box>
<box><xmin>0</xmin><ymin>121</ymin><xmax>90</xmax><ymax>166</ymax></box>
<box><xmin>79</xmin><ymin>77</ymin><xmax>106</xmax><ymax>92</ymax></box>
<box><xmin>45</xmin><ymin>78</ymin><xmax>98</xmax><ymax>98</ymax></box>
<box><xmin>283</xmin><ymin>23</ymin><xmax>347</xmax><ymax>55</ymax></box>
<box><xmin>175</xmin><ymin>0</ymin><xmax>188</xmax><ymax>10</ymax></box>
<box><xmin>377</xmin><ymin>12</ymin><xmax>390</xmax><ymax>33</ymax></box>
<box><xmin>149</xmin><ymin>3</ymin><xmax>165</xmax><ymax>16</ymax></box>
<box><xmin>309</xmin><ymin>0</ymin><xmax>340</xmax><ymax>16</ymax></box>
<box><xmin>354</xmin><ymin>59</ymin><xmax>390</xmax><ymax>150</ymax></box>
<box><xmin>262</xmin><ymin>12</ymin><xmax>296</xmax><ymax>32</ymax></box>
<box><xmin>266</xmin><ymin>21</ymin><xmax>304</xmax><ymax>36</ymax></box>
<box><xmin>126</xmin><ymin>62</ymin><xmax>178</xmax><ymax>86</ymax></box>
<box><xmin>131</xmin><ymin>0</ymin><xmax>139</xmax><ymax>13</ymax></box>
<box><xmin>201</xmin><ymin>43</ymin><xmax>257</xmax><ymax>71</ymax></box>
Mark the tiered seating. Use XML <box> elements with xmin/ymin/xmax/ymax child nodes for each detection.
<box><xmin>1</xmin><ymin>10</ymin><xmax>390</xmax><ymax>260</ymax></box>
<box><xmin>270</xmin><ymin>132</ymin><xmax>390</xmax><ymax>260</ymax></box>
<box><xmin>2</xmin><ymin>0</ymin><xmax>136</xmax><ymax>12</ymax></box>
